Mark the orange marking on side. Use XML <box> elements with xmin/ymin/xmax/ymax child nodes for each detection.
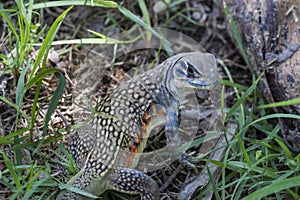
<box><xmin>139</xmin><ymin>115</ymin><xmax>148</xmax><ymax>138</ymax></box>
<box><xmin>150</xmin><ymin>103</ymin><xmax>165</xmax><ymax>116</ymax></box>
<box><xmin>125</xmin><ymin>103</ymin><xmax>166</xmax><ymax>167</ymax></box>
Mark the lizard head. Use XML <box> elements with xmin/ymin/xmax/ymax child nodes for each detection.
<box><xmin>173</xmin><ymin>52</ymin><xmax>218</xmax><ymax>89</ymax></box>
<box><xmin>168</xmin><ymin>52</ymin><xmax>218</xmax><ymax>99</ymax></box>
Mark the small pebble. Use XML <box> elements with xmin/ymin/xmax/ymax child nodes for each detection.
<box><xmin>153</xmin><ymin>0</ymin><xmax>171</xmax><ymax>14</ymax></box>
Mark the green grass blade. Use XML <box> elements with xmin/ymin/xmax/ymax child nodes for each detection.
<box><xmin>0</xmin><ymin>128</ymin><xmax>29</xmax><ymax>144</ymax></box>
<box><xmin>222</xmin><ymin>147</ymin><xmax>231</xmax><ymax>200</ymax></box>
<box><xmin>27</xmin><ymin>25</ymin><xmax>46</xmax><ymax>54</ymax></box>
<box><xmin>26</xmin><ymin>0</ymin><xmax>34</xmax><ymax>23</ymax></box>
<box><xmin>240</xmin><ymin>113</ymin><xmax>300</xmax><ymax>134</ymax></box>
<box><xmin>0</xmin><ymin>96</ymin><xmax>30</xmax><ymax>123</ymax></box>
<box><xmin>32</xmin><ymin>0</ymin><xmax>118</xmax><ymax>9</ymax></box>
<box><xmin>23</xmin><ymin>163</ymin><xmax>45</xmax><ymax>200</ymax></box>
<box><xmin>258</xmin><ymin>97</ymin><xmax>300</xmax><ymax>109</ymax></box>
<box><xmin>42</xmin><ymin>72</ymin><xmax>66</xmax><ymax>135</ymax></box>
<box><xmin>242</xmin><ymin>176</ymin><xmax>300</xmax><ymax>200</ymax></box>
<box><xmin>236</xmin><ymin>131</ymin><xmax>251</xmax><ymax>167</ymax></box>
<box><xmin>86</xmin><ymin>30</ymin><xmax>142</xmax><ymax>44</ymax></box>
<box><xmin>23</xmin><ymin>179</ymin><xmax>47</xmax><ymax>200</ymax></box>
<box><xmin>29</xmin><ymin>6</ymin><xmax>73</xmax><ymax>80</ymax></box>
<box><xmin>137</xmin><ymin>0</ymin><xmax>151</xmax><ymax>26</ymax></box>
<box><xmin>17</xmin><ymin>0</ymin><xmax>32</xmax><ymax>66</ymax></box>
<box><xmin>0</xmin><ymin>150</ymin><xmax>21</xmax><ymax>190</ymax></box>
<box><xmin>16</xmin><ymin>63</ymin><xmax>32</xmax><ymax>107</ymax></box>
<box><xmin>207</xmin><ymin>165</ymin><xmax>221</xmax><ymax>200</ymax></box>
<box><xmin>30</xmin><ymin>79</ymin><xmax>42</xmax><ymax>135</ymax></box>
<box><xmin>58</xmin><ymin>183</ymin><xmax>99</xmax><ymax>199</ymax></box>
<box><xmin>8</xmin><ymin>135</ymin><xmax>62</xmax><ymax>151</ymax></box>
<box><xmin>221</xmin><ymin>79</ymin><xmax>248</xmax><ymax>90</ymax></box>
<box><xmin>274</xmin><ymin>138</ymin><xmax>292</xmax><ymax>159</ymax></box>
<box><xmin>16</xmin><ymin>0</ymin><xmax>27</xmax><ymax>19</ymax></box>
<box><xmin>0</xmin><ymin>7</ymin><xmax>19</xmax><ymax>40</ymax></box>
<box><xmin>218</xmin><ymin>59</ymin><xmax>241</xmax><ymax>98</ymax></box>
<box><xmin>46</xmin><ymin>38</ymin><xmax>123</xmax><ymax>45</ymax></box>
<box><xmin>25</xmin><ymin>68</ymin><xmax>62</xmax><ymax>90</ymax></box>
<box><xmin>222</xmin><ymin>0</ymin><xmax>251</xmax><ymax>69</ymax></box>
<box><xmin>137</xmin><ymin>0</ymin><xmax>151</xmax><ymax>42</ymax></box>
<box><xmin>35</xmin><ymin>34</ymin><xmax>145</xmax><ymax>46</ymax></box>
<box><xmin>118</xmin><ymin>5</ymin><xmax>169</xmax><ymax>45</ymax></box>
<box><xmin>56</xmin><ymin>143</ymin><xmax>77</xmax><ymax>174</ymax></box>
<box><xmin>225</xmin><ymin>73</ymin><xmax>263</xmax><ymax>121</ymax></box>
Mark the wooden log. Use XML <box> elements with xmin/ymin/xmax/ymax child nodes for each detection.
<box><xmin>222</xmin><ymin>0</ymin><xmax>300</xmax><ymax>151</ymax></box>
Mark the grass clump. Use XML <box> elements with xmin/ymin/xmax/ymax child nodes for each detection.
<box><xmin>195</xmin><ymin>60</ymin><xmax>300</xmax><ymax>199</ymax></box>
<box><xmin>0</xmin><ymin>1</ymin><xmax>72</xmax><ymax>198</ymax></box>
<box><xmin>199</xmin><ymin>4</ymin><xmax>300</xmax><ymax>197</ymax></box>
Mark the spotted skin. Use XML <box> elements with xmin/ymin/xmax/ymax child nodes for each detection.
<box><xmin>109</xmin><ymin>168</ymin><xmax>159</xmax><ymax>200</ymax></box>
<box><xmin>57</xmin><ymin>52</ymin><xmax>218</xmax><ymax>200</ymax></box>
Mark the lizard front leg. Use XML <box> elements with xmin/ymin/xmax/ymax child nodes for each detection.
<box><xmin>165</xmin><ymin>107</ymin><xmax>199</xmax><ymax>170</ymax></box>
<box><xmin>165</xmin><ymin>110</ymin><xmax>181</xmax><ymax>149</ymax></box>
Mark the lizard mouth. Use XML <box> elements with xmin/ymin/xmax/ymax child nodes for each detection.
<box><xmin>188</xmin><ymin>78</ymin><xmax>218</xmax><ymax>89</ymax></box>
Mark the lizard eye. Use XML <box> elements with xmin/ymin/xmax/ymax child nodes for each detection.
<box><xmin>186</xmin><ymin>62</ymin><xmax>196</xmax><ymax>78</ymax></box>
<box><xmin>174</xmin><ymin>60</ymin><xmax>196</xmax><ymax>78</ymax></box>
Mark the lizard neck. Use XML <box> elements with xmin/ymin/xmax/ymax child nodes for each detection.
<box><xmin>162</xmin><ymin>62</ymin><xmax>186</xmax><ymax>104</ymax></box>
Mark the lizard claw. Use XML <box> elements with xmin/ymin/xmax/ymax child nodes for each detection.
<box><xmin>178</xmin><ymin>152</ymin><xmax>200</xmax><ymax>172</ymax></box>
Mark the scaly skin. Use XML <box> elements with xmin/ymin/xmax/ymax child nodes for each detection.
<box><xmin>57</xmin><ymin>52</ymin><xmax>218</xmax><ymax>200</ymax></box>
